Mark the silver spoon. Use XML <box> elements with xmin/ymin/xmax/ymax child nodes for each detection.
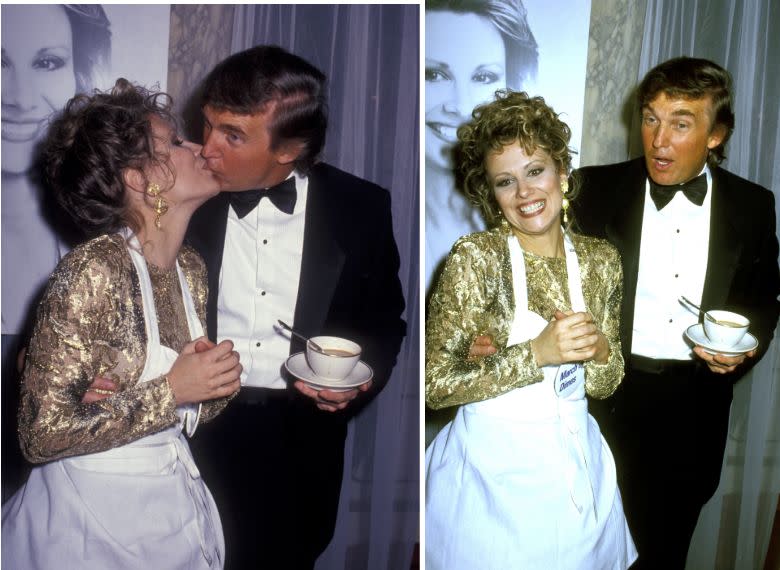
<box><xmin>679</xmin><ymin>296</ymin><xmax>721</xmax><ymax>324</ymax></box>
<box><xmin>277</xmin><ymin>320</ymin><xmax>326</xmax><ymax>353</ymax></box>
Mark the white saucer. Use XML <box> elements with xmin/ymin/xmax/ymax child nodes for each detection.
<box><xmin>284</xmin><ymin>352</ymin><xmax>373</xmax><ymax>392</ymax></box>
<box><xmin>684</xmin><ymin>324</ymin><xmax>758</xmax><ymax>355</ymax></box>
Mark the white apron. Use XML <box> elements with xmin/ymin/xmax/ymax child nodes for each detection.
<box><xmin>2</xmin><ymin>232</ymin><xmax>224</xmax><ymax>570</ymax></box>
<box><xmin>426</xmin><ymin>233</ymin><xmax>636</xmax><ymax>570</ymax></box>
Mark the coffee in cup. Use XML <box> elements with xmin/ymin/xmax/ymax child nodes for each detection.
<box><xmin>306</xmin><ymin>336</ymin><xmax>361</xmax><ymax>380</ymax></box>
<box><xmin>703</xmin><ymin>310</ymin><xmax>749</xmax><ymax>348</ymax></box>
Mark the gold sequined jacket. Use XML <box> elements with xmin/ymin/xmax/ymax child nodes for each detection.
<box><xmin>426</xmin><ymin>224</ymin><xmax>624</xmax><ymax>409</ymax></box>
<box><xmin>18</xmin><ymin>233</ymin><xmax>230</xmax><ymax>463</ymax></box>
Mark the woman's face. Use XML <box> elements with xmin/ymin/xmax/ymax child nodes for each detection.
<box><xmin>487</xmin><ymin>143</ymin><xmax>566</xmax><ymax>239</ymax></box>
<box><xmin>147</xmin><ymin>115</ymin><xmax>221</xmax><ymax>209</ymax></box>
<box><xmin>425</xmin><ymin>11</ymin><xmax>505</xmax><ymax>172</ymax></box>
<box><xmin>2</xmin><ymin>5</ymin><xmax>77</xmax><ymax>175</ymax></box>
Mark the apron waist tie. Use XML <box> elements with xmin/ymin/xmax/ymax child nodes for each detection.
<box><xmin>558</xmin><ymin>409</ymin><xmax>598</xmax><ymax>522</ymax></box>
<box><xmin>66</xmin><ymin>430</ymin><xmax>219</xmax><ymax>567</ymax></box>
<box><xmin>172</xmin><ymin>435</ymin><xmax>220</xmax><ymax>567</ymax></box>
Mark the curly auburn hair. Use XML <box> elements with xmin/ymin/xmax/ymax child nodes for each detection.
<box><xmin>456</xmin><ymin>89</ymin><xmax>576</xmax><ymax>226</ymax></box>
<box><xmin>44</xmin><ymin>78</ymin><xmax>177</xmax><ymax>236</ymax></box>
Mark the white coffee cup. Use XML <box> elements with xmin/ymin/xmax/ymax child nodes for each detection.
<box><xmin>703</xmin><ymin>310</ymin><xmax>749</xmax><ymax>348</ymax></box>
<box><xmin>306</xmin><ymin>336</ymin><xmax>362</xmax><ymax>380</ymax></box>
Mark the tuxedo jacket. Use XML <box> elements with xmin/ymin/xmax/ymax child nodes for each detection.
<box><xmin>573</xmin><ymin>157</ymin><xmax>780</xmax><ymax>376</ymax></box>
<box><xmin>186</xmin><ymin>162</ymin><xmax>407</xmax><ymax>413</ymax></box>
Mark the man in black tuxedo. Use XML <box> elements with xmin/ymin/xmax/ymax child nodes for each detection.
<box><xmin>573</xmin><ymin>57</ymin><xmax>780</xmax><ymax>568</ymax></box>
<box><xmin>185</xmin><ymin>45</ymin><xmax>406</xmax><ymax>569</ymax></box>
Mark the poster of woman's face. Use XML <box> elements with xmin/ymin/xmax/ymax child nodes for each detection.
<box><xmin>1</xmin><ymin>4</ymin><xmax>170</xmax><ymax>337</ymax></box>
<box><xmin>424</xmin><ymin>0</ymin><xmax>591</xmax><ymax>290</ymax></box>
<box><xmin>2</xmin><ymin>5</ymin><xmax>79</xmax><ymax>174</ymax></box>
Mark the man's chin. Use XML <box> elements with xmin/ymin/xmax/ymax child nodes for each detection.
<box><xmin>216</xmin><ymin>181</ymin><xmax>241</xmax><ymax>193</ymax></box>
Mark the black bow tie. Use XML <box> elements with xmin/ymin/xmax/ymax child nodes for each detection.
<box><xmin>229</xmin><ymin>177</ymin><xmax>297</xmax><ymax>218</ymax></box>
<box><xmin>649</xmin><ymin>174</ymin><xmax>707</xmax><ymax>210</ymax></box>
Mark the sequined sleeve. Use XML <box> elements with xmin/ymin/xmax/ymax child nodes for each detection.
<box><xmin>580</xmin><ymin>238</ymin><xmax>625</xmax><ymax>399</ymax></box>
<box><xmin>426</xmin><ymin>234</ymin><xmax>543</xmax><ymax>409</ymax></box>
<box><xmin>178</xmin><ymin>246</ymin><xmax>233</xmax><ymax>423</ymax></box>
<box><xmin>18</xmin><ymin>238</ymin><xmax>179</xmax><ymax>463</ymax></box>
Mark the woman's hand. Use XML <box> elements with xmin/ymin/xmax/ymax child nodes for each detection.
<box><xmin>530</xmin><ymin>310</ymin><xmax>609</xmax><ymax>367</ymax></box>
<box><xmin>467</xmin><ymin>335</ymin><xmax>498</xmax><ymax>360</ymax></box>
<box><xmin>167</xmin><ymin>337</ymin><xmax>242</xmax><ymax>405</ymax></box>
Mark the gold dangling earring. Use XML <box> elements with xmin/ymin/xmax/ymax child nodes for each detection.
<box><xmin>146</xmin><ymin>183</ymin><xmax>168</xmax><ymax>229</ymax></box>
<box><xmin>561</xmin><ymin>179</ymin><xmax>570</xmax><ymax>226</ymax></box>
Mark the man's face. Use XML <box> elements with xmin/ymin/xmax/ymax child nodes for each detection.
<box><xmin>641</xmin><ymin>92</ymin><xmax>725</xmax><ymax>186</ymax></box>
<box><xmin>201</xmin><ymin>104</ymin><xmax>296</xmax><ymax>192</ymax></box>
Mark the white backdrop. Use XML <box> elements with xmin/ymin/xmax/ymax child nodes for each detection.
<box><xmin>103</xmin><ymin>5</ymin><xmax>170</xmax><ymax>91</ymax></box>
<box><xmin>523</xmin><ymin>0</ymin><xmax>590</xmax><ymax>168</ymax></box>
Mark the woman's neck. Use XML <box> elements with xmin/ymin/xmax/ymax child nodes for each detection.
<box><xmin>513</xmin><ymin>226</ymin><xmax>565</xmax><ymax>259</ymax></box>
<box><xmin>134</xmin><ymin>209</ymin><xmax>192</xmax><ymax>270</ymax></box>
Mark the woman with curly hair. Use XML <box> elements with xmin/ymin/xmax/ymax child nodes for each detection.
<box><xmin>1</xmin><ymin>3</ymin><xmax>114</xmax><ymax>503</ymax></box>
<box><xmin>1</xmin><ymin>79</ymin><xmax>241</xmax><ymax>569</ymax></box>
<box><xmin>425</xmin><ymin>90</ymin><xmax>636</xmax><ymax>569</ymax></box>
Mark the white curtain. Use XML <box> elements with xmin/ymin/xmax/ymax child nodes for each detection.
<box><xmin>230</xmin><ymin>6</ymin><xmax>420</xmax><ymax>569</ymax></box>
<box><xmin>638</xmin><ymin>1</ymin><xmax>780</xmax><ymax>568</ymax></box>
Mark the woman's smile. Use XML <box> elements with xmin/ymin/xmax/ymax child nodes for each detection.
<box><xmin>518</xmin><ymin>199</ymin><xmax>546</xmax><ymax>217</ymax></box>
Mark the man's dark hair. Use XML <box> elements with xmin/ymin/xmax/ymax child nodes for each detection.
<box><xmin>201</xmin><ymin>45</ymin><xmax>328</xmax><ymax>173</ymax></box>
<box><xmin>638</xmin><ymin>56</ymin><xmax>734</xmax><ymax>165</ymax></box>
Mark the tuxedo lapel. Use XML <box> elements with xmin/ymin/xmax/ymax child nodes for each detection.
<box><xmin>604</xmin><ymin>161</ymin><xmax>647</xmax><ymax>352</ymax></box>
<box><xmin>292</xmin><ymin>167</ymin><xmax>345</xmax><ymax>350</ymax></box>
<box><xmin>701</xmin><ymin>168</ymin><xmax>742</xmax><ymax>311</ymax></box>
<box><xmin>188</xmin><ymin>193</ymin><xmax>231</xmax><ymax>341</ymax></box>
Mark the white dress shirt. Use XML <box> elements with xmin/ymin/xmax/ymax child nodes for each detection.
<box><xmin>631</xmin><ymin>167</ymin><xmax>712</xmax><ymax>360</ymax></box>
<box><xmin>217</xmin><ymin>172</ymin><xmax>307</xmax><ymax>388</ymax></box>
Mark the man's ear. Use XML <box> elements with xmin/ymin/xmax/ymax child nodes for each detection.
<box><xmin>275</xmin><ymin>140</ymin><xmax>306</xmax><ymax>166</ymax></box>
<box><xmin>707</xmin><ymin>123</ymin><xmax>727</xmax><ymax>150</ymax></box>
